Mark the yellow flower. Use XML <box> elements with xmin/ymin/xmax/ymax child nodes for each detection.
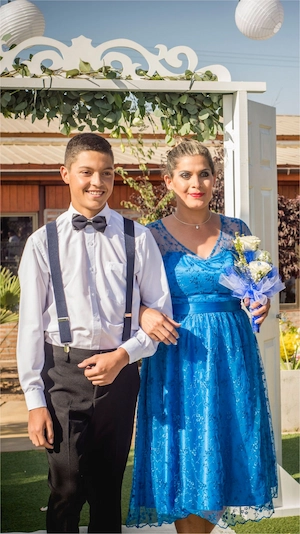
<box><xmin>280</xmin><ymin>330</ymin><xmax>300</xmax><ymax>360</ymax></box>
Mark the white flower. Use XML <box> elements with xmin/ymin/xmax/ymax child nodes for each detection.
<box><xmin>234</xmin><ymin>235</ymin><xmax>261</xmax><ymax>252</ymax></box>
<box><xmin>248</xmin><ymin>260</ymin><xmax>272</xmax><ymax>282</ymax></box>
<box><xmin>256</xmin><ymin>249</ymin><xmax>272</xmax><ymax>263</ymax></box>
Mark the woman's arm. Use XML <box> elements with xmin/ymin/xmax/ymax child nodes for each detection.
<box><xmin>139</xmin><ymin>305</ymin><xmax>181</xmax><ymax>345</ymax></box>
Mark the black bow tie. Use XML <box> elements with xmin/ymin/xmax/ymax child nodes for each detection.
<box><xmin>72</xmin><ymin>214</ymin><xmax>107</xmax><ymax>233</ymax></box>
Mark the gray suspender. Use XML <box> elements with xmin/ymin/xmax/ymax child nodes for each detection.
<box><xmin>122</xmin><ymin>217</ymin><xmax>135</xmax><ymax>342</ymax></box>
<box><xmin>46</xmin><ymin>221</ymin><xmax>72</xmax><ymax>349</ymax></box>
<box><xmin>46</xmin><ymin>217</ymin><xmax>135</xmax><ymax>348</ymax></box>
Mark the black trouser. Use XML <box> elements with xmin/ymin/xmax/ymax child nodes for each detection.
<box><xmin>42</xmin><ymin>343</ymin><xmax>140</xmax><ymax>533</ymax></box>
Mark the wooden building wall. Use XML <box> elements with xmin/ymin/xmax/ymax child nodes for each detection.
<box><xmin>1</xmin><ymin>168</ymin><xmax>163</xmax><ymax>222</ymax></box>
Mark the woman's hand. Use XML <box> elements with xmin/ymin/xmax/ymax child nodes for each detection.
<box><xmin>140</xmin><ymin>305</ymin><xmax>181</xmax><ymax>345</ymax></box>
<box><xmin>244</xmin><ymin>297</ymin><xmax>271</xmax><ymax>325</ymax></box>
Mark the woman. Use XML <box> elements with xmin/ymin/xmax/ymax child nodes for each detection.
<box><xmin>127</xmin><ymin>139</ymin><xmax>278</xmax><ymax>533</ymax></box>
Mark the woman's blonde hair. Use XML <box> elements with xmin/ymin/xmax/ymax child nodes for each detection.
<box><xmin>163</xmin><ymin>138</ymin><xmax>215</xmax><ymax>177</ymax></box>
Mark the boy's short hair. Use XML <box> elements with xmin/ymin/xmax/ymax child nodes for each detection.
<box><xmin>64</xmin><ymin>133</ymin><xmax>114</xmax><ymax>168</ymax></box>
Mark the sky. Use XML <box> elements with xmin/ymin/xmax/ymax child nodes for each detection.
<box><xmin>1</xmin><ymin>0</ymin><xmax>299</xmax><ymax>115</ymax></box>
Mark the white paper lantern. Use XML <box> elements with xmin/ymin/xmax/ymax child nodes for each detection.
<box><xmin>0</xmin><ymin>0</ymin><xmax>45</xmax><ymax>47</ymax></box>
<box><xmin>235</xmin><ymin>0</ymin><xmax>284</xmax><ymax>40</ymax></box>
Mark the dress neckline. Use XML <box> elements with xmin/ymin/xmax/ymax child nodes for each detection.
<box><xmin>159</xmin><ymin>214</ymin><xmax>224</xmax><ymax>261</ymax></box>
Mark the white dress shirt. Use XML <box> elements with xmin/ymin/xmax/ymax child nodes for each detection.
<box><xmin>17</xmin><ymin>204</ymin><xmax>172</xmax><ymax>411</ymax></box>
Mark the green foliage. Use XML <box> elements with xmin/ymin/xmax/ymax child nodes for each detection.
<box><xmin>1</xmin><ymin>55</ymin><xmax>223</xmax><ymax>145</ymax></box>
<box><xmin>0</xmin><ymin>308</ymin><xmax>19</xmax><ymax>324</ymax></box>
<box><xmin>0</xmin><ymin>266</ymin><xmax>20</xmax><ymax>323</ymax></box>
<box><xmin>117</xmin><ymin>167</ymin><xmax>175</xmax><ymax>224</ymax></box>
<box><xmin>0</xmin><ymin>86</ymin><xmax>222</xmax><ymax>145</ymax></box>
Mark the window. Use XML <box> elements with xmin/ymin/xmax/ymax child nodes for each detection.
<box><xmin>280</xmin><ymin>276</ymin><xmax>299</xmax><ymax>310</ymax></box>
<box><xmin>1</xmin><ymin>214</ymin><xmax>38</xmax><ymax>275</ymax></box>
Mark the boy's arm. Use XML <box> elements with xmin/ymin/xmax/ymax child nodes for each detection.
<box><xmin>119</xmin><ymin>228</ymin><xmax>173</xmax><ymax>363</ymax></box>
<box><xmin>78</xmin><ymin>228</ymin><xmax>173</xmax><ymax>384</ymax></box>
<box><xmin>17</xmin><ymin>234</ymin><xmax>49</xmax><ymax>411</ymax></box>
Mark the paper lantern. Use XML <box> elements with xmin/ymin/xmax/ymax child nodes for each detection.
<box><xmin>0</xmin><ymin>0</ymin><xmax>45</xmax><ymax>47</ymax></box>
<box><xmin>235</xmin><ymin>0</ymin><xmax>284</xmax><ymax>40</ymax></box>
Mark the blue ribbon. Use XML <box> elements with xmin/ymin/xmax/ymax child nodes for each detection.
<box><xmin>172</xmin><ymin>300</ymin><xmax>241</xmax><ymax>315</ymax></box>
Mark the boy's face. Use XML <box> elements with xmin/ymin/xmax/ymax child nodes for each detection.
<box><xmin>60</xmin><ymin>150</ymin><xmax>114</xmax><ymax>218</ymax></box>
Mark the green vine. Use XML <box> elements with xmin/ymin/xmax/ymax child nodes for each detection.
<box><xmin>116</xmin><ymin>167</ymin><xmax>175</xmax><ymax>224</ymax></box>
<box><xmin>1</xmin><ymin>58</ymin><xmax>223</xmax><ymax>145</ymax></box>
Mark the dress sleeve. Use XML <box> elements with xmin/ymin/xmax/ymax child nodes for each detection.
<box><xmin>239</xmin><ymin>219</ymin><xmax>252</xmax><ymax>236</ymax></box>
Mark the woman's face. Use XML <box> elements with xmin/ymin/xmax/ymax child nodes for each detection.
<box><xmin>164</xmin><ymin>154</ymin><xmax>215</xmax><ymax>211</ymax></box>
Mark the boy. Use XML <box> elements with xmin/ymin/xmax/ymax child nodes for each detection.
<box><xmin>17</xmin><ymin>133</ymin><xmax>173</xmax><ymax>533</ymax></box>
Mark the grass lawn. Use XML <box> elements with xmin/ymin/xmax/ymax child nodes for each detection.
<box><xmin>1</xmin><ymin>437</ymin><xmax>299</xmax><ymax>533</ymax></box>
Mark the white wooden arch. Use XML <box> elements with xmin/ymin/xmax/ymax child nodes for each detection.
<box><xmin>1</xmin><ymin>36</ymin><xmax>299</xmax><ymax>516</ymax></box>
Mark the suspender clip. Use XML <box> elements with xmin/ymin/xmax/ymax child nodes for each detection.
<box><xmin>58</xmin><ymin>316</ymin><xmax>69</xmax><ymax>322</ymax></box>
<box><xmin>124</xmin><ymin>313</ymin><xmax>132</xmax><ymax>318</ymax></box>
<box><xmin>64</xmin><ymin>344</ymin><xmax>70</xmax><ymax>354</ymax></box>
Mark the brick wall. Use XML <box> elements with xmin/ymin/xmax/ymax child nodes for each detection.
<box><xmin>0</xmin><ymin>322</ymin><xmax>18</xmax><ymax>361</ymax></box>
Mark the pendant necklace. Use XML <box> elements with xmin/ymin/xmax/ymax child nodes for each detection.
<box><xmin>172</xmin><ymin>211</ymin><xmax>212</xmax><ymax>230</ymax></box>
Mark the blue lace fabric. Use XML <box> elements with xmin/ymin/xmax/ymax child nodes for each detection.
<box><xmin>126</xmin><ymin>215</ymin><xmax>278</xmax><ymax>528</ymax></box>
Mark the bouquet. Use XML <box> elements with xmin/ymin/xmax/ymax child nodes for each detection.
<box><xmin>219</xmin><ymin>233</ymin><xmax>285</xmax><ymax>333</ymax></box>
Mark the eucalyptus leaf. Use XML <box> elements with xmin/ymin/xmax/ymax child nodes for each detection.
<box><xmin>66</xmin><ymin>69</ymin><xmax>80</xmax><ymax>78</ymax></box>
<box><xmin>106</xmin><ymin>70</ymin><xmax>117</xmax><ymax>79</ymax></box>
<box><xmin>185</xmin><ymin>104</ymin><xmax>198</xmax><ymax>115</ymax></box>
<box><xmin>2</xmin><ymin>92</ymin><xmax>11</xmax><ymax>104</ymax></box>
<box><xmin>198</xmin><ymin>109</ymin><xmax>210</xmax><ymax>120</ymax></box>
<box><xmin>106</xmin><ymin>93</ymin><xmax>115</xmax><ymax>105</ymax></box>
<box><xmin>79</xmin><ymin>59</ymin><xmax>92</xmax><ymax>73</ymax></box>
<box><xmin>179</xmin><ymin>94</ymin><xmax>188</xmax><ymax>104</ymax></box>
<box><xmin>114</xmin><ymin>93</ymin><xmax>123</xmax><ymax>109</ymax></box>
<box><xmin>61</xmin><ymin>124</ymin><xmax>71</xmax><ymax>136</ymax></box>
<box><xmin>103</xmin><ymin>112</ymin><xmax>117</xmax><ymax>123</ymax></box>
<box><xmin>14</xmin><ymin>101</ymin><xmax>27</xmax><ymax>111</ymax></box>
<box><xmin>81</xmin><ymin>93</ymin><xmax>95</xmax><ymax>103</ymax></box>
<box><xmin>179</xmin><ymin>122</ymin><xmax>191</xmax><ymax>136</ymax></box>
<box><xmin>203</xmin><ymin>97</ymin><xmax>212</xmax><ymax>107</ymax></box>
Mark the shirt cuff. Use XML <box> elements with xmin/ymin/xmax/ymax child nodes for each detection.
<box><xmin>120</xmin><ymin>335</ymin><xmax>159</xmax><ymax>364</ymax></box>
<box><xmin>25</xmin><ymin>389</ymin><xmax>47</xmax><ymax>411</ymax></box>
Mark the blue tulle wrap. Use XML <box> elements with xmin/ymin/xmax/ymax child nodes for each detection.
<box><xmin>219</xmin><ymin>266</ymin><xmax>285</xmax><ymax>333</ymax></box>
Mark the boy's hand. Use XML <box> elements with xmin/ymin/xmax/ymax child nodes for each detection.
<box><xmin>78</xmin><ymin>348</ymin><xmax>129</xmax><ymax>385</ymax></box>
<box><xmin>140</xmin><ymin>306</ymin><xmax>181</xmax><ymax>345</ymax></box>
<box><xmin>28</xmin><ymin>407</ymin><xmax>54</xmax><ymax>449</ymax></box>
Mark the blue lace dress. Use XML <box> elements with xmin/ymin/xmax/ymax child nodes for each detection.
<box><xmin>127</xmin><ymin>215</ymin><xmax>278</xmax><ymax>528</ymax></box>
